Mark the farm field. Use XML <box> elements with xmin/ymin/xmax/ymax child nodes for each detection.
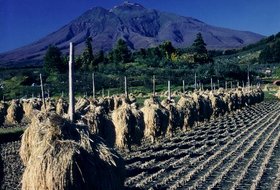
<box><xmin>1</xmin><ymin>100</ymin><xmax>280</xmax><ymax>189</ymax></box>
<box><xmin>121</xmin><ymin>100</ymin><xmax>280</xmax><ymax>189</ymax></box>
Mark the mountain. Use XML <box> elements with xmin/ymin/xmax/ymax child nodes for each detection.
<box><xmin>214</xmin><ymin>32</ymin><xmax>280</xmax><ymax>65</ymax></box>
<box><xmin>0</xmin><ymin>2</ymin><xmax>264</xmax><ymax>67</ymax></box>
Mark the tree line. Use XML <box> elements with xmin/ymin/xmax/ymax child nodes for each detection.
<box><xmin>43</xmin><ymin>33</ymin><xmax>212</xmax><ymax>74</ymax></box>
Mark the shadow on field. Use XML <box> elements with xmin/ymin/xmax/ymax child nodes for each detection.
<box><xmin>0</xmin><ymin>150</ymin><xmax>3</xmax><ymax>187</ymax></box>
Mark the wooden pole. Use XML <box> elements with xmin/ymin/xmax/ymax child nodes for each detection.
<box><xmin>47</xmin><ymin>89</ymin><xmax>50</xmax><ymax>99</ymax></box>
<box><xmin>68</xmin><ymin>42</ymin><xmax>75</xmax><ymax>122</ymax></box>
<box><xmin>211</xmin><ymin>78</ymin><xmax>213</xmax><ymax>91</ymax></box>
<box><xmin>107</xmin><ymin>90</ymin><xmax>110</xmax><ymax>97</ymax></box>
<box><xmin>225</xmin><ymin>81</ymin><xmax>228</xmax><ymax>90</ymax></box>
<box><xmin>153</xmin><ymin>75</ymin><xmax>156</xmax><ymax>96</ymax></box>
<box><xmin>194</xmin><ymin>73</ymin><xmax>197</xmax><ymax>90</ymax></box>
<box><xmin>182</xmin><ymin>80</ymin><xmax>185</xmax><ymax>94</ymax></box>
<box><xmin>92</xmin><ymin>72</ymin><xmax>95</xmax><ymax>99</ymax></box>
<box><xmin>168</xmin><ymin>80</ymin><xmax>171</xmax><ymax>100</ymax></box>
<box><xmin>231</xmin><ymin>81</ymin><xmax>233</xmax><ymax>89</ymax></box>
<box><xmin>247</xmin><ymin>65</ymin><xmax>250</xmax><ymax>87</ymax></box>
<box><xmin>31</xmin><ymin>84</ymin><xmax>34</xmax><ymax>99</ymax></box>
<box><xmin>102</xmin><ymin>88</ymin><xmax>104</xmax><ymax>98</ymax></box>
<box><xmin>124</xmin><ymin>76</ymin><xmax>128</xmax><ymax>98</ymax></box>
<box><xmin>40</xmin><ymin>73</ymin><xmax>46</xmax><ymax>110</ymax></box>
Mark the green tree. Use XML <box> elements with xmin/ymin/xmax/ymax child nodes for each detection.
<box><xmin>191</xmin><ymin>33</ymin><xmax>210</xmax><ymax>64</ymax></box>
<box><xmin>93</xmin><ymin>50</ymin><xmax>106</xmax><ymax>65</ymax></box>
<box><xmin>43</xmin><ymin>45</ymin><xmax>64</xmax><ymax>74</ymax></box>
<box><xmin>259</xmin><ymin>40</ymin><xmax>280</xmax><ymax>64</ymax></box>
<box><xmin>192</xmin><ymin>33</ymin><xmax>207</xmax><ymax>54</ymax></box>
<box><xmin>259</xmin><ymin>45</ymin><xmax>272</xmax><ymax>63</ymax></box>
<box><xmin>81</xmin><ymin>37</ymin><xmax>94</xmax><ymax>70</ymax></box>
<box><xmin>112</xmin><ymin>39</ymin><xmax>132</xmax><ymax>64</ymax></box>
<box><xmin>75</xmin><ymin>55</ymin><xmax>83</xmax><ymax>69</ymax></box>
<box><xmin>159</xmin><ymin>41</ymin><xmax>176</xmax><ymax>59</ymax></box>
<box><xmin>271</xmin><ymin>40</ymin><xmax>280</xmax><ymax>63</ymax></box>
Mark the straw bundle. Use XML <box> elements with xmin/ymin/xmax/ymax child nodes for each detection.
<box><xmin>222</xmin><ymin>93</ymin><xmax>231</xmax><ymax>113</ymax></box>
<box><xmin>112</xmin><ymin>102</ymin><xmax>135</xmax><ymax>150</ymax></box>
<box><xmin>41</xmin><ymin>98</ymin><xmax>56</xmax><ymax>113</ymax></box>
<box><xmin>22</xmin><ymin>99</ymin><xmax>42</xmax><ymax>119</ymax></box>
<box><xmin>177</xmin><ymin>96</ymin><xmax>197</xmax><ymax>131</ymax></box>
<box><xmin>200</xmin><ymin>94</ymin><xmax>213</xmax><ymax>121</ymax></box>
<box><xmin>113</xmin><ymin>96</ymin><xmax>123</xmax><ymax>110</ymax></box>
<box><xmin>75</xmin><ymin>97</ymin><xmax>90</xmax><ymax>116</ymax></box>
<box><xmin>98</xmin><ymin>98</ymin><xmax>110</xmax><ymax>114</ymax></box>
<box><xmin>0</xmin><ymin>102</ymin><xmax>7</xmax><ymax>126</ymax></box>
<box><xmin>82</xmin><ymin>105</ymin><xmax>106</xmax><ymax>135</ymax></box>
<box><xmin>6</xmin><ymin>99</ymin><xmax>24</xmax><ymax>124</ymax></box>
<box><xmin>20</xmin><ymin>113</ymin><xmax>125</xmax><ymax>190</ymax></box>
<box><xmin>236</xmin><ymin>88</ymin><xmax>245</xmax><ymax>109</ymax></box>
<box><xmin>161</xmin><ymin>99</ymin><xmax>180</xmax><ymax>136</ymax></box>
<box><xmin>192</xmin><ymin>92</ymin><xmax>205</xmax><ymax>122</ymax></box>
<box><xmin>56</xmin><ymin>97</ymin><xmax>68</xmax><ymax>116</ymax></box>
<box><xmin>129</xmin><ymin>93</ymin><xmax>136</xmax><ymax>103</ymax></box>
<box><xmin>140</xmin><ymin>97</ymin><xmax>169</xmax><ymax>142</ymax></box>
<box><xmin>130</xmin><ymin>103</ymin><xmax>144</xmax><ymax>145</ymax></box>
<box><xmin>209</xmin><ymin>92</ymin><xmax>226</xmax><ymax>118</ymax></box>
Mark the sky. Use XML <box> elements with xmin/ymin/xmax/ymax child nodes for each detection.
<box><xmin>0</xmin><ymin>0</ymin><xmax>280</xmax><ymax>53</ymax></box>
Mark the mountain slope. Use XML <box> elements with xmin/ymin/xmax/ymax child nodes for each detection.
<box><xmin>0</xmin><ymin>2</ymin><xmax>264</xmax><ymax>67</ymax></box>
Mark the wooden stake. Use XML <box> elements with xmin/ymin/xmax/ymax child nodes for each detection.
<box><xmin>168</xmin><ymin>80</ymin><xmax>171</xmax><ymax>100</ymax></box>
<box><xmin>68</xmin><ymin>42</ymin><xmax>75</xmax><ymax>122</ymax></box>
<box><xmin>182</xmin><ymin>80</ymin><xmax>185</xmax><ymax>94</ymax></box>
<box><xmin>102</xmin><ymin>88</ymin><xmax>104</xmax><ymax>98</ymax></box>
<box><xmin>47</xmin><ymin>89</ymin><xmax>50</xmax><ymax>99</ymax></box>
<box><xmin>247</xmin><ymin>65</ymin><xmax>250</xmax><ymax>87</ymax></box>
<box><xmin>124</xmin><ymin>76</ymin><xmax>128</xmax><ymax>98</ymax></box>
<box><xmin>40</xmin><ymin>73</ymin><xmax>46</xmax><ymax>110</ymax></box>
<box><xmin>92</xmin><ymin>72</ymin><xmax>95</xmax><ymax>99</ymax></box>
<box><xmin>153</xmin><ymin>75</ymin><xmax>156</xmax><ymax>96</ymax></box>
<box><xmin>225</xmin><ymin>81</ymin><xmax>228</xmax><ymax>90</ymax></box>
<box><xmin>194</xmin><ymin>73</ymin><xmax>197</xmax><ymax>90</ymax></box>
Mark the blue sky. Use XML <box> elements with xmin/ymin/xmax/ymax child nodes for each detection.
<box><xmin>0</xmin><ymin>0</ymin><xmax>279</xmax><ymax>53</ymax></box>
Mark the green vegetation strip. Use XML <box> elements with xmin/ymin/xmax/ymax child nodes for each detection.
<box><xmin>0</xmin><ymin>127</ymin><xmax>25</xmax><ymax>144</ymax></box>
<box><xmin>264</xmin><ymin>91</ymin><xmax>278</xmax><ymax>101</ymax></box>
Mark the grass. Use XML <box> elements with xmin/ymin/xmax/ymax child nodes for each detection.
<box><xmin>0</xmin><ymin>126</ymin><xmax>25</xmax><ymax>143</ymax></box>
<box><xmin>0</xmin><ymin>126</ymin><xmax>24</xmax><ymax>134</ymax></box>
<box><xmin>264</xmin><ymin>91</ymin><xmax>278</xmax><ymax>101</ymax></box>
